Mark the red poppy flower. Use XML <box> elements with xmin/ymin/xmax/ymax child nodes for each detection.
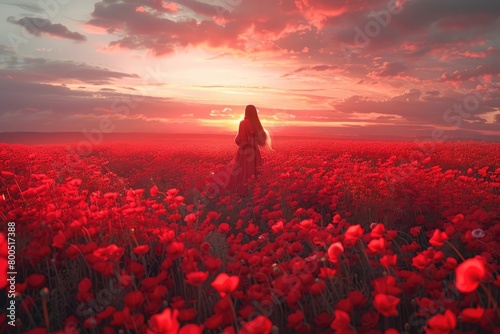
<box><xmin>245</xmin><ymin>223</ymin><xmax>259</xmax><ymax>236</ymax></box>
<box><xmin>167</xmin><ymin>242</ymin><xmax>184</xmax><ymax>258</ymax></box>
<box><xmin>211</xmin><ymin>273</ymin><xmax>239</xmax><ymax>297</ymax></box>
<box><xmin>287</xmin><ymin>310</ymin><xmax>304</xmax><ymax>329</ymax></box>
<box><xmin>186</xmin><ymin>271</ymin><xmax>209</xmax><ymax>286</ymax></box>
<box><xmin>0</xmin><ymin>171</ymin><xmax>15</xmax><ymax>178</ymax></box>
<box><xmin>344</xmin><ymin>225</ymin><xmax>364</xmax><ymax>247</ymax></box>
<box><xmin>380</xmin><ymin>254</ymin><xmax>397</xmax><ymax>267</ymax></box>
<box><xmin>372</xmin><ymin>276</ymin><xmax>401</xmax><ymax>296</ymax></box>
<box><xmin>451</xmin><ymin>214</ymin><xmax>464</xmax><ymax>224</ymax></box>
<box><xmin>77</xmin><ymin>277</ymin><xmax>93</xmax><ymax>302</ymax></box>
<box><xmin>184</xmin><ymin>213</ymin><xmax>197</xmax><ymax>224</ymax></box>
<box><xmin>147</xmin><ymin>308</ymin><xmax>179</xmax><ymax>334</ymax></box>
<box><xmin>179</xmin><ymin>324</ymin><xmax>204</xmax><ymax>334</ymax></box>
<box><xmin>455</xmin><ymin>256</ymin><xmax>486</xmax><ymax>293</ymax></box>
<box><xmin>425</xmin><ymin>309</ymin><xmax>456</xmax><ymax>334</ymax></box>
<box><xmin>133</xmin><ymin>245</ymin><xmax>150</xmax><ymax>256</ymax></box>
<box><xmin>361</xmin><ymin>310</ymin><xmax>379</xmax><ymax>329</ymax></box>
<box><xmin>218</xmin><ymin>223</ymin><xmax>230</xmax><ymax>233</ymax></box>
<box><xmin>222</xmin><ymin>327</ymin><xmax>236</xmax><ymax>334</ymax></box>
<box><xmin>493</xmin><ymin>275</ymin><xmax>500</xmax><ymax>287</ymax></box>
<box><xmin>429</xmin><ymin>229</ymin><xmax>448</xmax><ymax>247</ymax></box>
<box><xmin>96</xmin><ymin>306</ymin><xmax>116</xmax><ymax>320</ymax></box>
<box><xmin>92</xmin><ymin>261</ymin><xmax>115</xmax><ymax>277</ymax></box>
<box><xmin>124</xmin><ymin>291</ymin><xmax>145</xmax><ymax>309</ymax></box>
<box><xmin>318</xmin><ymin>267</ymin><xmax>337</xmax><ymax>279</ymax></box>
<box><xmin>367</xmin><ymin>238</ymin><xmax>386</xmax><ymax>253</ymax></box>
<box><xmin>314</xmin><ymin>312</ymin><xmax>333</xmax><ymax>327</ymax></box>
<box><xmin>150</xmin><ymin>186</ymin><xmax>159</xmax><ymax>197</ymax></box>
<box><xmin>177</xmin><ymin>308</ymin><xmax>197</xmax><ymax>322</ymax></box>
<box><xmin>412</xmin><ymin>253</ymin><xmax>431</xmax><ymax>270</ymax></box>
<box><xmin>331</xmin><ymin>310</ymin><xmax>354</xmax><ymax>333</ymax></box>
<box><xmin>460</xmin><ymin>306</ymin><xmax>485</xmax><ymax>323</ymax></box>
<box><xmin>147</xmin><ymin>285</ymin><xmax>167</xmax><ymax>302</ymax></box>
<box><xmin>310</xmin><ymin>280</ymin><xmax>326</xmax><ymax>295</ymax></box>
<box><xmin>239</xmin><ymin>315</ymin><xmax>273</xmax><ymax>334</ymax></box>
<box><xmin>27</xmin><ymin>274</ymin><xmax>46</xmax><ymax>289</ymax></box>
<box><xmin>386</xmin><ymin>230</ymin><xmax>398</xmax><ymax>240</ymax></box>
<box><xmin>444</xmin><ymin>225</ymin><xmax>455</xmax><ymax>237</ymax></box>
<box><xmin>285</xmin><ymin>288</ymin><xmax>302</xmax><ymax>308</ymax></box>
<box><xmin>335</xmin><ymin>298</ymin><xmax>353</xmax><ymax>313</ymax></box>
<box><xmin>203</xmin><ymin>256</ymin><xmax>222</xmax><ymax>272</ymax></box>
<box><xmin>237</xmin><ymin>305</ymin><xmax>255</xmax><ymax>319</ymax></box>
<box><xmin>118</xmin><ymin>273</ymin><xmax>131</xmax><ymax>288</ymax></box>
<box><xmin>200</xmin><ymin>242</ymin><xmax>211</xmax><ymax>253</ymax></box>
<box><xmin>141</xmin><ymin>276</ymin><xmax>161</xmax><ymax>290</ymax></box>
<box><xmin>348</xmin><ymin>290</ymin><xmax>367</xmax><ymax>307</ymax></box>
<box><xmin>401</xmin><ymin>241</ymin><xmax>420</xmax><ymax>252</ymax></box>
<box><xmin>373</xmin><ymin>293</ymin><xmax>400</xmax><ymax>317</ymax></box>
<box><xmin>128</xmin><ymin>261</ymin><xmax>145</xmax><ymax>278</ymax></box>
<box><xmin>15</xmin><ymin>282</ymin><xmax>27</xmax><ymax>294</ymax></box>
<box><xmin>248</xmin><ymin>255</ymin><xmax>261</xmax><ymax>267</ymax></box>
<box><xmin>93</xmin><ymin>244</ymin><xmax>124</xmax><ymax>262</ymax></box>
<box><xmin>327</xmin><ymin>242</ymin><xmax>344</xmax><ymax>263</ymax></box>
<box><xmin>204</xmin><ymin>312</ymin><xmax>226</xmax><ymax>330</ymax></box>
<box><xmin>271</xmin><ymin>221</ymin><xmax>283</xmax><ymax>233</ymax></box>
<box><xmin>52</xmin><ymin>231</ymin><xmax>66</xmax><ymax>249</ymax></box>
<box><xmin>410</xmin><ymin>226</ymin><xmax>422</xmax><ymax>237</ymax></box>
<box><xmin>246</xmin><ymin>284</ymin><xmax>265</xmax><ymax>300</ymax></box>
<box><xmin>370</xmin><ymin>223</ymin><xmax>385</xmax><ymax>238</ymax></box>
<box><xmin>444</xmin><ymin>257</ymin><xmax>457</xmax><ymax>270</ymax></box>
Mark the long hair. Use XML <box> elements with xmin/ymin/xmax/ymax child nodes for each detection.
<box><xmin>244</xmin><ymin>105</ymin><xmax>274</xmax><ymax>151</ymax></box>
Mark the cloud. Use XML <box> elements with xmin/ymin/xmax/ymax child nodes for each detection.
<box><xmin>272</xmin><ymin>112</ymin><xmax>296</xmax><ymax>120</ymax></box>
<box><xmin>87</xmin><ymin>0</ymin><xmax>334</xmax><ymax>55</ymax></box>
<box><xmin>369</xmin><ymin>62</ymin><xmax>407</xmax><ymax>77</ymax></box>
<box><xmin>282</xmin><ymin>64</ymin><xmax>339</xmax><ymax>77</ymax></box>
<box><xmin>3</xmin><ymin>2</ymin><xmax>45</xmax><ymax>13</ymax></box>
<box><xmin>329</xmin><ymin>0</ymin><xmax>500</xmax><ymax>63</ymax></box>
<box><xmin>210</xmin><ymin>107</ymin><xmax>235</xmax><ymax>117</ymax></box>
<box><xmin>84</xmin><ymin>0</ymin><xmax>500</xmax><ymax>83</ymax></box>
<box><xmin>0</xmin><ymin>45</ymin><xmax>16</xmax><ymax>58</ymax></box>
<box><xmin>7</xmin><ymin>17</ymin><xmax>87</xmax><ymax>41</ymax></box>
<box><xmin>334</xmin><ymin>88</ymin><xmax>500</xmax><ymax>133</ymax></box>
<box><xmin>0</xmin><ymin>50</ymin><xmax>139</xmax><ymax>85</ymax></box>
<box><xmin>438</xmin><ymin>62</ymin><xmax>500</xmax><ymax>85</ymax></box>
<box><xmin>0</xmin><ymin>76</ymin><xmax>211</xmax><ymax>133</ymax></box>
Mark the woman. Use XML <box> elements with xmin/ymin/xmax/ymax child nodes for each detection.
<box><xmin>225</xmin><ymin>105</ymin><xmax>273</xmax><ymax>194</ymax></box>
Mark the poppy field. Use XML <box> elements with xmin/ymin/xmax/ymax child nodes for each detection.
<box><xmin>0</xmin><ymin>136</ymin><xmax>499</xmax><ymax>334</ymax></box>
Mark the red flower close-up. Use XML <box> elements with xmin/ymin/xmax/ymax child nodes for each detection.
<box><xmin>147</xmin><ymin>308</ymin><xmax>179</xmax><ymax>334</ymax></box>
<box><xmin>455</xmin><ymin>256</ymin><xmax>487</xmax><ymax>293</ymax></box>
<box><xmin>211</xmin><ymin>273</ymin><xmax>240</xmax><ymax>297</ymax></box>
<box><xmin>373</xmin><ymin>293</ymin><xmax>400</xmax><ymax>317</ymax></box>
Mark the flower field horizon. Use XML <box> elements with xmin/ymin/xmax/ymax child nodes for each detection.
<box><xmin>0</xmin><ymin>137</ymin><xmax>499</xmax><ymax>334</ymax></box>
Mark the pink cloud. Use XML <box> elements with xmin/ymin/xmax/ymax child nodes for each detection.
<box><xmin>368</xmin><ymin>62</ymin><xmax>407</xmax><ymax>77</ymax></box>
<box><xmin>440</xmin><ymin>50</ymin><xmax>487</xmax><ymax>61</ymax></box>
<box><xmin>162</xmin><ymin>2</ymin><xmax>178</xmax><ymax>13</ymax></box>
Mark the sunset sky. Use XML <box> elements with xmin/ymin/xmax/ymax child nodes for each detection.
<box><xmin>0</xmin><ymin>0</ymin><xmax>499</xmax><ymax>139</ymax></box>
